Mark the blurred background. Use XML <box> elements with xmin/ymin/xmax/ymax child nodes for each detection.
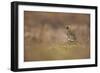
<box><xmin>24</xmin><ymin>11</ymin><xmax>90</xmax><ymax>61</ymax></box>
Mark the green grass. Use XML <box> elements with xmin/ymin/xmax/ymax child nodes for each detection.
<box><xmin>25</xmin><ymin>41</ymin><xmax>89</xmax><ymax>61</ymax></box>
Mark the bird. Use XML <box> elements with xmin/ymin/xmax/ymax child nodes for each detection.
<box><xmin>65</xmin><ymin>25</ymin><xmax>76</xmax><ymax>42</ymax></box>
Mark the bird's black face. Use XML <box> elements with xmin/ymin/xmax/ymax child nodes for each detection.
<box><xmin>66</xmin><ymin>26</ymin><xmax>69</xmax><ymax>30</ymax></box>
